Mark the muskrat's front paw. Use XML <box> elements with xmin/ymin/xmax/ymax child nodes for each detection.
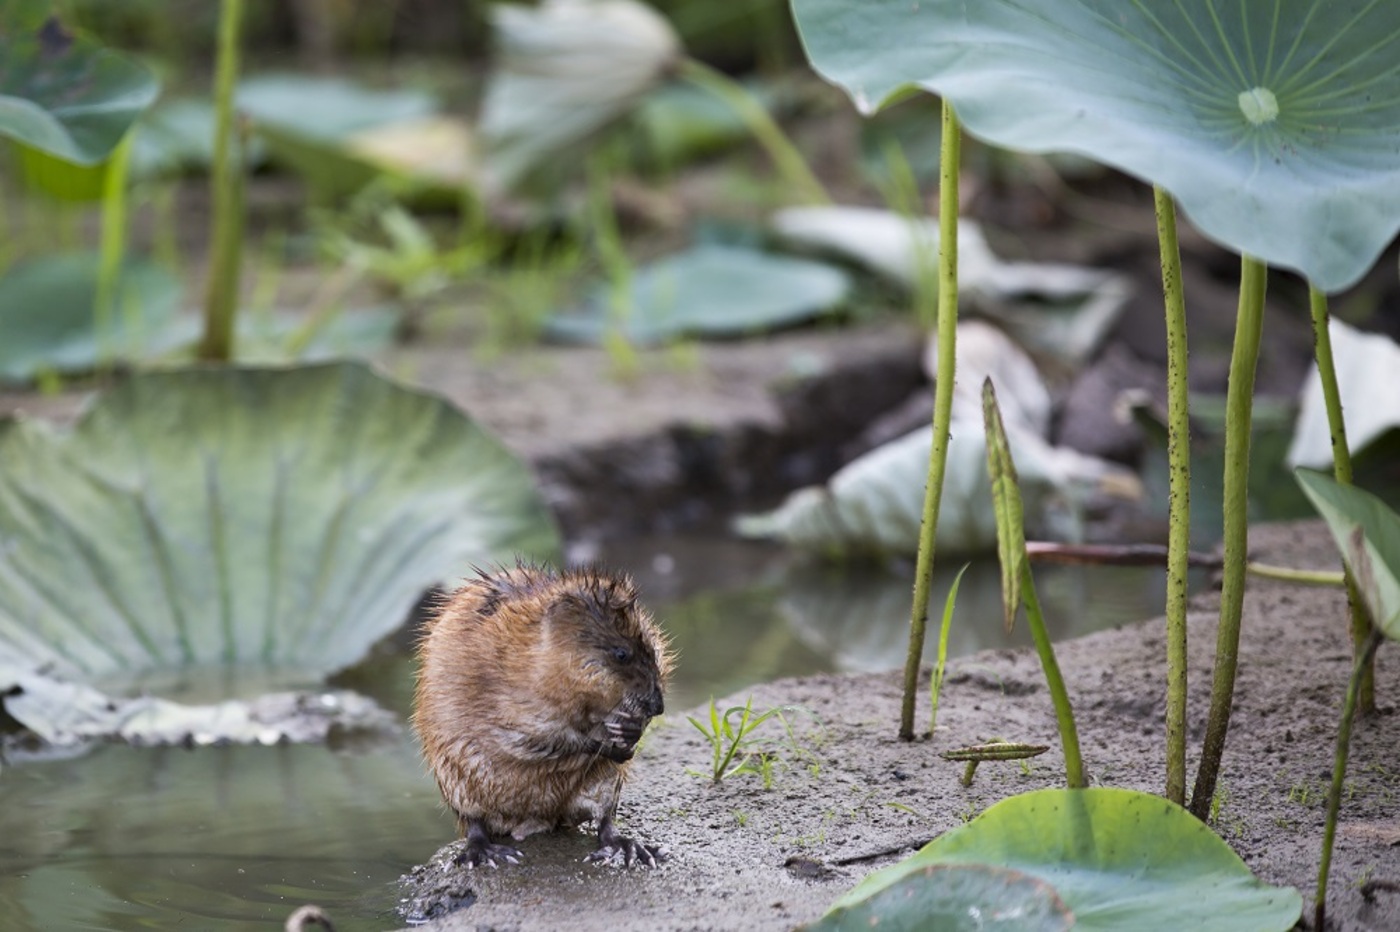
<box><xmin>454</xmin><ymin>840</ymin><xmax>523</xmax><ymax>869</ymax></box>
<box><xmin>586</xmin><ymin>837</ymin><xmax>668</xmax><ymax>868</ymax></box>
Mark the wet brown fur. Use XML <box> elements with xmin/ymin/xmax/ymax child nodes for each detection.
<box><xmin>413</xmin><ymin>563</ymin><xmax>671</xmax><ymax>863</ymax></box>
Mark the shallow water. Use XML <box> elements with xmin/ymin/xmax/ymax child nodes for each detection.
<box><xmin>0</xmin><ymin>534</ymin><xmax>1186</xmax><ymax>931</ymax></box>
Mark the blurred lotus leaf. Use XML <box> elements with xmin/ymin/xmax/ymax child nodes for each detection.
<box><xmin>0</xmin><ymin>363</ymin><xmax>560</xmax><ymax>741</ymax></box>
<box><xmin>737</xmin><ymin>322</ymin><xmax>1132</xmax><ymax>557</ymax></box>
<box><xmin>128</xmin><ymin>97</ymin><xmax>238</xmax><ymax>179</ymax></box>
<box><xmin>235</xmin><ymin>74</ymin><xmax>443</xmax><ymax>200</ymax></box>
<box><xmin>546</xmin><ymin>243</ymin><xmax>852</xmax><ymax>345</ymax></box>
<box><xmin>774</xmin><ymin>206</ymin><xmax>1129</xmax><ymax>366</ymax></box>
<box><xmin>0</xmin><ymin>253</ymin><xmax>184</xmax><ymax>384</ymax></box>
<box><xmin>346</xmin><ymin>116</ymin><xmax>476</xmax><ymax>189</ymax></box>
<box><xmin>0</xmin><ymin>658</ymin><xmax>394</xmax><ymax>748</ymax></box>
<box><xmin>480</xmin><ymin>0</ymin><xmax>682</xmax><ymax>194</ymax></box>
<box><xmin>1288</xmin><ymin>319</ymin><xmax>1400</xmax><ymax>470</ymax></box>
<box><xmin>0</xmin><ymin>0</ymin><xmax>158</xmax><ymax>164</ymax></box>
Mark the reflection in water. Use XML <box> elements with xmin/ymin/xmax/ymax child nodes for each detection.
<box><xmin>0</xmin><ymin>532</ymin><xmax>1187</xmax><ymax>930</ymax></box>
<box><xmin>0</xmin><ymin>736</ymin><xmax>449</xmax><ymax>931</ymax></box>
<box><xmin>598</xmin><ymin>534</ymin><xmax>1187</xmax><ymax>709</ymax></box>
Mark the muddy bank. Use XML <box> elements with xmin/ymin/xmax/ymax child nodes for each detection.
<box><xmin>400</xmin><ymin>520</ymin><xmax>1399</xmax><ymax>931</ymax></box>
<box><xmin>386</xmin><ymin>322</ymin><xmax>925</xmax><ymax>541</ymax></box>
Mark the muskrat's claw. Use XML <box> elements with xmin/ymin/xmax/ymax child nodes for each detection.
<box><xmin>455</xmin><ymin>841</ymin><xmax>523</xmax><ymax>869</ymax></box>
<box><xmin>586</xmin><ymin>838</ymin><xmax>668</xmax><ymax>868</ymax></box>
<box><xmin>456</xmin><ymin>821</ymin><xmax>524</xmax><ymax>869</ymax></box>
<box><xmin>590</xmin><ymin>815</ymin><xmax>667</xmax><ymax>868</ymax></box>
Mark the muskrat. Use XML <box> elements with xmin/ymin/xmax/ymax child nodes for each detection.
<box><xmin>413</xmin><ymin>564</ymin><xmax>672</xmax><ymax>868</ymax></box>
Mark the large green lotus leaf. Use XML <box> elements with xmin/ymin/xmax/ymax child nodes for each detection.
<box><xmin>546</xmin><ymin>244</ymin><xmax>851</xmax><ymax>345</ymax></box>
<box><xmin>810</xmin><ymin>863</ymin><xmax>1072</xmax><ymax>931</ymax></box>
<box><xmin>0</xmin><ymin>253</ymin><xmax>183</xmax><ymax>383</ymax></box>
<box><xmin>1296</xmin><ymin>470</ymin><xmax>1400</xmax><ymax>639</ymax></box>
<box><xmin>792</xmin><ymin>0</ymin><xmax>1400</xmax><ymax>292</ymax></box>
<box><xmin>830</xmin><ymin>788</ymin><xmax>1301</xmax><ymax>932</ymax></box>
<box><xmin>0</xmin><ymin>363</ymin><xmax>561</xmax><ymax>684</ymax></box>
<box><xmin>0</xmin><ymin>0</ymin><xmax>158</xmax><ymax>164</ymax></box>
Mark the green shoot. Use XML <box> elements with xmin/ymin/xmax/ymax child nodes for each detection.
<box><xmin>928</xmin><ymin>562</ymin><xmax>969</xmax><ymax>738</ymax></box>
<box><xmin>983</xmin><ymin>378</ymin><xmax>1085</xmax><ymax>788</ymax></box>
<box><xmin>686</xmin><ymin>697</ymin><xmax>804</xmax><ymax>785</ymax></box>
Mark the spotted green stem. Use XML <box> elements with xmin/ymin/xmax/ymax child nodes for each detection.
<box><xmin>1155</xmin><ymin>185</ymin><xmax>1190</xmax><ymax>807</ymax></box>
<box><xmin>1190</xmin><ymin>255</ymin><xmax>1266</xmax><ymax>821</ymax></box>
<box><xmin>1309</xmin><ymin>284</ymin><xmax>1376</xmax><ymax>715</ymax></box>
<box><xmin>899</xmin><ymin>99</ymin><xmax>961</xmax><ymax>741</ymax></box>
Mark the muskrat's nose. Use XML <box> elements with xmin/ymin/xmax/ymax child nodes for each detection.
<box><xmin>644</xmin><ymin>686</ymin><xmax>665</xmax><ymax>717</ymax></box>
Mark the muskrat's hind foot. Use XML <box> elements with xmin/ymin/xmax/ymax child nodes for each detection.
<box><xmin>587</xmin><ymin>815</ymin><xmax>667</xmax><ymax>868</ymax></box>
<box><xmin>455</xmin><ymin>820</ymin><xmax>523</xmax><ymax>869</ymax></box>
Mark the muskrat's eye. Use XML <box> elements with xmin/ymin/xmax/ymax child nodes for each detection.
<box><xmin>611</xmin><ymin>645</ymin><xmax>632</xmax><ymax>663</ymax></box>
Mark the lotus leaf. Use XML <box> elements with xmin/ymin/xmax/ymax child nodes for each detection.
<box><xmin>827</xmin><ymin>788</ymin><xmax>1302</xmax><ymax>932</ymax></box>
<box><xmin>0</xmin><ymin>0</ymin><xmax>158</xmax><ymax>164</ymax></box>
<box><xmin>0</xmin><ymin>363</ymin><xmax>560</xmax><ymax>688</ymax></box>
<box><xmin>1288</xmin><ymin>320</ymin><xmax>1400</xmax><ymax>470</ymax></box>
<box><xmin>0</xmin><ymin>254</ymin><xmax>183</xmax><ymax>383</ymax></box>
<box><xmin>546</xmin><ymin>244</ymin><xmax>851</xmax><ymax>345</ymax></box>
<box><xmin>773</xmin><ymin>207</ymin><xmax>1128</xmax><ymax>366</ymax></box>
<box><xmin>1296</xmin><ymin>470</ymin><xmax>1400</xmax><ymax>639</ymax></box>
<box><xmin>792</xmin><ymin>0</ymin><xmax>1400</xmax><ymax>292</ymax></box>
<box><xmin>812</xmin><ymin>863</ymin><xmax>1072</xmax><ymax>931</ymax></box>
<box><xmin>479</xmin><ymin>0</ymin><xmax>681</xmax><ymax>193</ymax></box>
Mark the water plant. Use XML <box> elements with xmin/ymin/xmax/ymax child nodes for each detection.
<box><xmin>983</xmin><ymin>380</ymin><xmax>1084</xmax><ymax>788</ymax></box>
<box><xmin>810</xmin><ymin>787</ymin><xmax>1302</xmax><ymax>931</ymax></box>
<box><xmin>0</xmin><ymin>363</ymin><xmax>560</xmax><ymax>743</ymax></box>
<box><xmin>801</xmin><ymin>379</ymin><xmax>1300</xmax><ymax>928</ymax></box>
<box><xmin>1295</xmin><ymin>470</ymin><xmax>1400</xmax><ymax>928</ymax></box>
<box><xmin>0</xmin><ymin>0</ymin><xmax>161</xmax><ymax>377</ymax></box>
<box><xmin>926</xmin><ymin>562</ymin><xmax>967</xmax><ymax>738</ymax></box>
<box><xmin>793</xmin><ymin>0</ymin><xmax>1399</xmax><ymax>819</ymax></box>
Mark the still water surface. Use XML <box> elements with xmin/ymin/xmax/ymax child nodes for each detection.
<box><xmin>0</xmin><ymin>535</ymin><xmax>1183</xmax><ymax>930</ymax></box>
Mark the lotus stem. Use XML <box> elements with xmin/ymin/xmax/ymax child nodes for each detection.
<box><xmin>198</xmin><ymin>0</ymin><xmax>245</xmax><ymax>362</ymax></box>
<box><xmin>1315</xmin><ymin>629</ymin><xmax>1384</xmax><ymax>931</ymax></box>
<box><xmin>677</xmin><ymin>58</ymin><xmax>829</xmax><ymax>206</ymax></box>
<box><xmin>899</xmin><ymin>99</ymin><xmax>961</xmax><ymax>741</ymax></box>
<box><xmin>1022</xmin><ymin>561</ymin><xmax>1086</xmax><ymax>788</ymax></box>
<box><xmin>1154</xmin><ymin>185</ymin><xmax>1190</xmax><ymax>807</ymax></box>
<box><xmin>95</xmin><ymin>132</ymin><xmax>134</xmax><ymax>374</ymax></box>
<box><xmin>1309</xmin><ymin>284</ymin><xmax>1376</xmax><ymax>715</ymax></box>
<box><xmin>1190</xmin><ymin>254</ymin><xmax>1267</xmax><ymax>821</ymax></box>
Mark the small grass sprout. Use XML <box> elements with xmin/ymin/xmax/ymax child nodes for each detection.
<box><xmin>686</xmin><ymin>696</ymin><xmax>806</xmax><ymax>785</ymax></box>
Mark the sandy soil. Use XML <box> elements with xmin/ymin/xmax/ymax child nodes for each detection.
<box><xmin>399</xmin><ymin>520</ymin><xmax>1399</xmax><ymax>931</ymax></box>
